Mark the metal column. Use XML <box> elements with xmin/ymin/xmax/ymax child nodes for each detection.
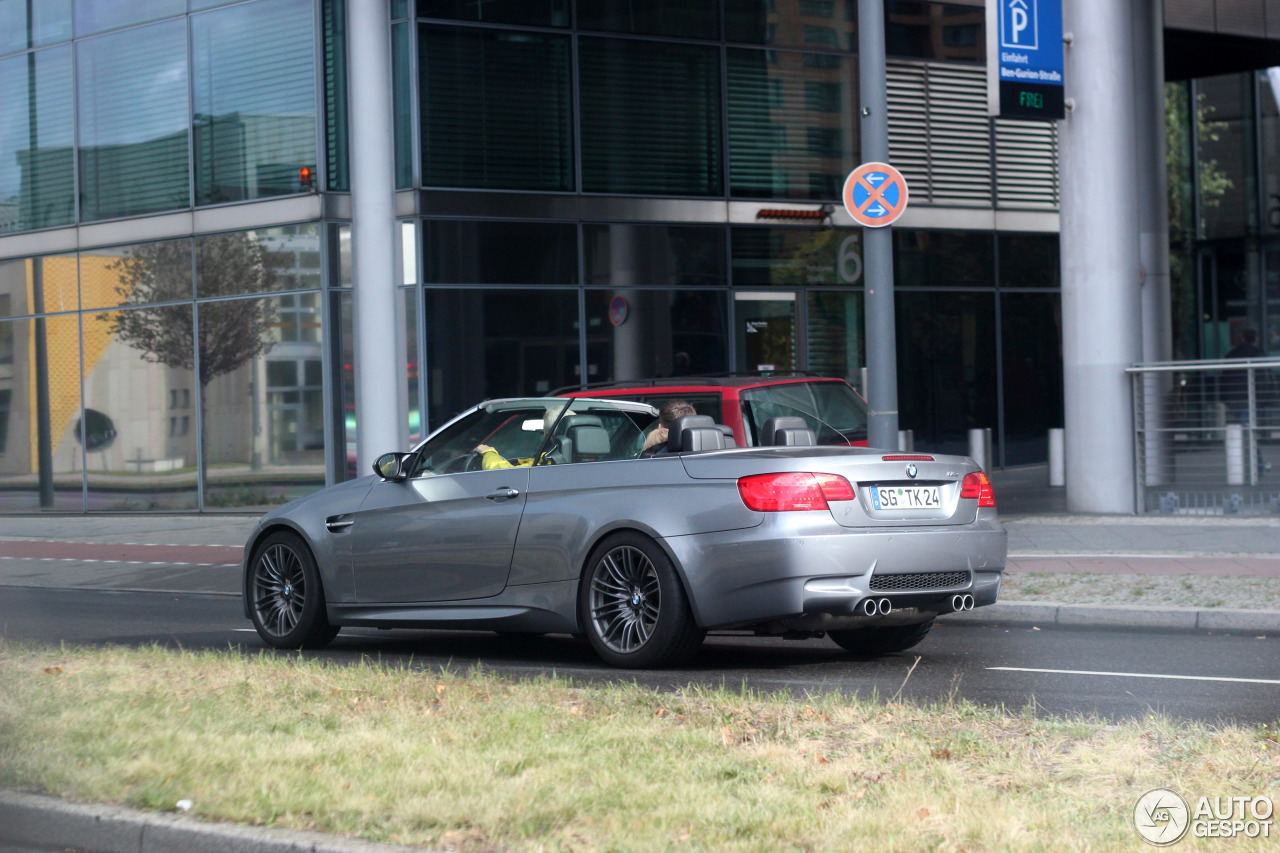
<box><xmin>347</xmin><ymin>0</ymin><xmax>404</xmax><ymax>469</ymax></box>
<box><xmin>1059</xmin><ymin>0</ymin><xmax>1144</xmax><ymax>512</ymax></box>
<box><xmin>858</xmin><ymin>0</ymin><xmax>899</xmax><ymax>451</ymax></box>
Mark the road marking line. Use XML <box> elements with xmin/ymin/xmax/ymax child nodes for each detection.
<box><xmin>989</xmin><ymin>666</ymin><xmax>1280</xmax><ymax>686</ymax></box>
<box><xmin>0</xmin><ymin>556</ymin><xmax>236</xmax><ymax>566</ymax></box>
<box><xmin>1008</xmin><ymin>552</ymin><xmax>1280</xmax><ymax>559</ymax></box>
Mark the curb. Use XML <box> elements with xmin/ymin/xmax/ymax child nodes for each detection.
<box><xmin>0</xmin><ymin>790</ymin><xmax>430</xmax><ymax>853</ymax></box>
<box><xmin>941</xmin><ymin>601</ymin><xmax>1280</xmax><ymax>633</ymax></box>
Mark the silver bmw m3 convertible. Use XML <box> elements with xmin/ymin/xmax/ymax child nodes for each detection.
<box><xmin>242</xmin><ymin>396</ymin><xmax>1006</xmax><ymax>668</ymax></box>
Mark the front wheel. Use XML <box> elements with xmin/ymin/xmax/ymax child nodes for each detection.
<box><xmin>249</xmin><ymin>531</ymin><xmax>339</xmax><ymax>649</ymax></box>
<box><xmin>579</xmin><ymin>532</ymin><xmax>703</xmax><ymax>669</ymax></box>
<box><xmin>828</xmin><ymin>619</ymin><xmax>934</xmax><ymax>658</ymax></box>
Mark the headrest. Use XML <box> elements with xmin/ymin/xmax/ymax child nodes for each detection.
<box><xmin>568</xmin><ymin>425</ymin><xmax>611</xmax><ymax>460</ymax></box>
<box><xmin>678</xmin><ymin>426</ymin><xmax>727</xmax><ymax>453</ymax></box>
<box><xmin>717</xmin><ymin>424</ymin><xmax>737</xmax><ymax>447</ymax></box>
<box><xmin>666</xmin><ymin>415</ymin><xmax>717</xmax><ymax>452</ymax></box>
<box><xmin>772</xmin><ymin>427</ymin><xmax>816</xmax><ymax>446</ymax></box>
<box><xmin>558</xmin><ymin>414</ymin><xmax>603</xmax><ymax>431</ymax></box>
<box><xmin>761</xmin><ymin>416</ymin><xmax>812</xmax><ymax>446</ymax></box>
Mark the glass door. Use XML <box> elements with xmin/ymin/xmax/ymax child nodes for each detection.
<box><xmin>735</xmin><ymin>291</ymin><xmax>798</xmax><ymax>373</ymax></box>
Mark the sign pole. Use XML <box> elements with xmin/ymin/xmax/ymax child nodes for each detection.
<box><xmin>857</xmin><ymin>0</ymin><xmax>899</xmax><ymax>450</ymax></box>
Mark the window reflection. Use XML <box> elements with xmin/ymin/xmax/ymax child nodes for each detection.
<box><xmin>0</xmin><ymin>0</ymin><xmax>72</xmax><ymax>54</ymax></box>
<box><xmin>807</xmin><ymin>290</ymin><xmax>863</xmax><ymax>382</ymax></box>
<box><xmin>423</xmin><ymin>289</ymin><xmax>579</xmax><ymax>429</ymax></box>
<box><xmin>425</xmin><ymin>220</ymin><xmax>577</xmax><ymax>285</ymax></box>
<box><xmin>0</xmin><ymin>46</ymin><xmax>75</xmax><ymax>234</ymax></box>
<box><xmin>894</xmin><ymin>229</ymin><xmax>993</xmax><ymax>288</ymax></box>
<box><xmin>727</xmin><ymin>48</ymin><xmax>858</xmax><ymax>199</ymax></box>
<box><xmin>997</xmin><ymin>233</ymin><xmax>1059</xmax><ymax>289</ymax></box>
<box><xmin>0</xmin><ymin>313</ymin><xmax>83</xmax><ymax>510</ymax></box>
<box><xmin>80</xmin><ymin>239</ymin><xmax>191</xmax><ymax>311</ymax></box>
<box><xmin>84</xmin><ymin>306</ymin><xmax>197</xmax><ymax>510</ymax></box>
<box><xmin>1001</xmin><ymin>292</ymin><xmax>1063</xmax><ymax>466</ymax></box>
<box><xmin>583</xmin><ymin>224</ymin><xmax>726</xmax><ymax>287</ymax></box>
<box><xmin>886</xmin><ymin>1</ymin><xmax>984</xmax><ymax>63</ymax></box>
<box><xmin>196</xmin><ymin>225</ymin><xmax>321</xmax><ymax>298</ymax></box>
<box><xmin>579</xmin><ymin>37</ymin><xmax>722</xmax><ymax>195</ymax></box>
<box><xmin>1197</xmin><ymin>74</ymin><xmax>1251</xmax><ymax>241</ymax></box>
<box><xmin>201</xmin><ymin>294</ymin><xmax>325</xmax><ymax>509</ymax></box>
<box><xmin>577</xmin><ymin>0</ymin><xmax>718</xmax><ymax>39</ymax></box>
<box><xmin>725</xmin><ymin>0</ymin><xmax>855</xmax><ymax>49</ymax></box>
<box><xmin>584</xmin><ymin>290</ymin><xmax>728</xmax><ymax>382</ymax></box>
<box><xmin>895</xmin><ymin>291</ymin><xmax>996</xmax><ymax>457</ymax></box>
<box><xmin>192</xmin><ymin>0</ymin><xmax>318</xmax><ymax>205</ymax></box>
<box><xmin>73</xmin><ymin>0</ymin><xmax>183</xmax><ymax>37</ymax></box>
<box><xmin>419</xmin><ymin>25</ymin><xmax>573</xmax><ymax>191</ymax></box>
<box><xmin>77</xmin><ymin>19</ymin><xmax>189</xmax><ymax>221</ymax></box>
<box><xmin>731</xmin><ymin>226</ymin><xmax>863</xmax><ymax>286</ymax></box>
<box><xmin>0</xmin><ymin>254</ymin><xmax>79</xmax><ymax>316</ymax></box>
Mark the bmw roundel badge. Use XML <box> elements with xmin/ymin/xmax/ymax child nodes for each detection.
<box><xmin>906</xmin><ymin>464</ymin><xmax>918</xmax><ymax>479</ymax></box>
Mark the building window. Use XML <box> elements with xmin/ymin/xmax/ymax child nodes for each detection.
<box><xmin>191</xmin><ymin>0</ymin><xmax>318</xmax><ymax>205</ymax></box>
<box><xmin>728</xmin><ymin>48</ymin><xmax>858</xmax><ymax>200</ymax></box>
<box><xmin>0</xmin><ymin>46</ymin><xmax>75</xmax><ymax>234</ymax></box>
<box><xmin>76</xmin><ymin>18</ymin><xmax>189</xmax><ymax>221</ymax></box>
<box><xmin>0</xmin><ymin>1</ymin><xmax>72</xmax><ymax>54</ymax></box>
<box><xmin>419</xmin><ymin>24</ymin><xmax>573</xmax><ymax>191</ymax></box>
<box><xmin>579</xmin><ymin>36</ymin><xmax>722</xmax><ymax>195</ymax></box>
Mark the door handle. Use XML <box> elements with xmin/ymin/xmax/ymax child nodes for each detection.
<box><xmin>486</xmin><ymin>487</ymin><xmax>520</xmax><ymax>501</ymax></box>
<box><xmin>325</xmin><ymin>516</ymin><xmax>355</xmax><ymax>532</ymax></box>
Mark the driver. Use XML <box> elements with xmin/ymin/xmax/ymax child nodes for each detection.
<box><xmin>473</xmin><ymin>406</ymin><xmax>569</xmax><ymax>470</ymax></box>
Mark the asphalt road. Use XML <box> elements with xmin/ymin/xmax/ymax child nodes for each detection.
<box><xmin>1</xmin><ymin>586</ymin><xmax>1277</xmax><ymax>725</ymax></box>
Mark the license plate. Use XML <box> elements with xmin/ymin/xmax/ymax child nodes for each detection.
<box><xmin>871</xmin><ymin>485</ymin><xmax>940</xmax><ymax>510</ymax></box>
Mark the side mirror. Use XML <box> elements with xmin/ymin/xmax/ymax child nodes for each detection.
<box><xmin>373</xmin><ymin>452</ymin><xmax>410</xmax><ymax>481</ymax></box>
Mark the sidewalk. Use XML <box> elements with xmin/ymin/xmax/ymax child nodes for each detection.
<box><xmin>0</xmin><ymin>466</ymin><xmax>1277</xmax><ymax>629</ymax></box>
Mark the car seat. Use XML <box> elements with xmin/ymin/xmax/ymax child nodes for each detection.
<box><xmin>760</xmin><ymin>415</ymin><xmax>816</xmax><ymax>446</ymax></box>
<box><xmin>666</xmin><ymin>415</ymin><xmax>726</xmax><ymax>453</ymax></box>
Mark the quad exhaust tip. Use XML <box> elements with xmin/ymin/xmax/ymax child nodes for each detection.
<box><xmin>860</xmin><ymin>597</ymin><xmax>892</xmax><ymax>616</ymax></box>
<box><xmin>951</xmin><ymin>594</ymin><xmax>975</xmax><ymax>612</ymax></box>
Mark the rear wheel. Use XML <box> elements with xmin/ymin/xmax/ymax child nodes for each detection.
<box><xmin>579</xmin><ymin>532</ymin><xmax>703</xmax><ymax>669</ymax></box>
<box><xmin>249</xmin><ymin>531</ymin><xmax>339</xmax><ymax>649</ymax></box>
<box><xmin>828</xmin><ymin>619</ymin><xmax>934</xmax><ymax>658</ymax></box>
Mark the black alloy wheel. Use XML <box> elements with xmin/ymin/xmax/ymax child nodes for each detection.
<box><xmin>579</xmin><ymin>532</ymin><xmax>704</xmax><ymax>669</ymax></box>
<box><xmin>249</xmin><ymin>531</ymin><xmax>340</xmax><ymax>649</ymax></box>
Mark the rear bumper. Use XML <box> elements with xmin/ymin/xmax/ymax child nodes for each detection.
<box><xmin>661</xmin><ymin>512</ymin><xmax>1006</xmax><ymax>630</ymax></box>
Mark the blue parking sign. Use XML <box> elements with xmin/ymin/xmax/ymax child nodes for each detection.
<box><xmin>987</xmin><ymin>0</ymin><xmax>1064</xmax><ymax>120</ymax></box>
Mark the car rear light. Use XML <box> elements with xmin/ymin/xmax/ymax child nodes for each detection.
<box><xmin>737</xmin><ymin>472</ymin><xmax>856</xmax><ymax>512</ymax></box>
<box><xmin>881</xmin><ymin>455</ymin><xmax>935</xmax><ymax>461</ymax></box>
<box><xmin>959</xmin><ymin>471</ymin><xmax>995</xmax><ymax>507</ymax></box>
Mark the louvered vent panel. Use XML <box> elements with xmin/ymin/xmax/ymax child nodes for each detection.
<box><xmin>994</xmin><ymin>118</ymin><xmax>1059</xmax><ymax>208</ymax></box>
<box><xmin>886</xmin><ymin>64</ymin><xmax>931</xmax><ymax>200</ymax></box>
<box><xmin>887</xmin><ymin>62</ymin><xmax>992</xmax><ymax>207</ymax></box>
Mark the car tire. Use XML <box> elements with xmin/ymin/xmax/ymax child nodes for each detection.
<box><xmin>828</xmin><ymin>619</ymin><xmax>935</xmax><ymax>658</ymax></box>
<box><xmin>579</xmin><ymin>532</ymin><xmax>704</xmax><ymax>669</ymax></box>
<box><xmin>249</xmin><ymin>531</ymin><xmax>340</xmax><ymax>649</ymax></box>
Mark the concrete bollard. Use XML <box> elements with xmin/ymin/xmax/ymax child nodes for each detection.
<box><xmin>1048</xmin><ymin>427</ymin><xmax>1065</xmax><ymax>487</ymax></box>
<box><xmin>967</xmin><ymin>427</ymin><xmax>992</xmax><ymax>471</ymax></box>
<box><xmin>897</xmin><ymin>429</ymin><xmax>914</xmax><ymax>452</ymax></box>
<box><xmin>1225</xmin><ymin>423</ymin><xmax>1245</xmax><ymax>486</ymax></box>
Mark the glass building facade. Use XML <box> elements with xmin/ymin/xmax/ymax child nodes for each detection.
<box><xmin>0</xmin><ymin>0</ymin><xmax>1070</xmax><ymax>512</ymax></box>
<box><xmin>1166</xmin><ymin>70</ymin><xmax>1280</xmax><ymax>363</ymax></box>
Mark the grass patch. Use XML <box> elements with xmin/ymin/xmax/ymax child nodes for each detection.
<box><xmin>1</xmin><ymin>640</ymin><xmax>1278</xmax><ymax>851</ymax></box>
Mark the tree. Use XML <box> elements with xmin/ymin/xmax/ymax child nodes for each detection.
<box><xmin>101</xmin><ymin>233</ymin><xmax>285</xmax><ymax>484</ymax></box>
<box><xmin>103</xmin><ymin>232</ymin><xmax>281</xmax><ymax>387</ymax></box>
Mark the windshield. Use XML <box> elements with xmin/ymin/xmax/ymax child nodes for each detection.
<box><xmin>740</xmin><ymin>381</ymin><xmax>868</xmax><ymax>445</ymax></box>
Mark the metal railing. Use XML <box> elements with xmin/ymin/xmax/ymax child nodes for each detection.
<box><xmin>1128</xmin><ymin>357</ymin><xmax>1280</xmax><ymax>515</ymax></box>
